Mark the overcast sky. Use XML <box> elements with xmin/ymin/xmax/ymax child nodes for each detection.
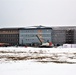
<box><xmin>0</xmin><ymin>0</ymin><xmax>76</xmax><ymax>28</ymax></box>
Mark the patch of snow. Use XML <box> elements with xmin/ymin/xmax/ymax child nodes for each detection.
<box><xmin>0</xmin><ymin>47</ymin><xmax>76</xmax><ymax>75</ymax></box>
<box><xmin>0</xmin><ymin>61</ymin><xmax>76</xmax><ymax>75</ymax></box>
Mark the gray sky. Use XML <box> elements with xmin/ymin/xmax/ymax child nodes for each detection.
<box><xmin>0</xmin><ymin>0</ymin><xmax>76</xmax><ymax>28</ymax></box>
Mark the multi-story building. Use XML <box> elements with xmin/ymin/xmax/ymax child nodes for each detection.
<box><xmin>52</xmin><ymin>26</ymin><xmax>76</xmax><ymax>46</ymax></box>
<box><xmin>0</xmin><ymin>26</ymin><xmax>76</xmax><ymax>47</ymax></box>
<box><xmin>0</xmin><ymin>28</ymin><xmax>20</xmax><ymax>45</ymax></box>
<box><xmin>19</xmin><ymin>26</ymin><xmax>52</xmax><ymax>46</ymax></box>
<box><xmin>52</xmin><ymin>28</ymin><xmax>66</xmax><ymax>46</ymax></box>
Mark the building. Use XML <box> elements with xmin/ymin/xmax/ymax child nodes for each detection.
<box><xmin>19</xmin><ymin>26</ymin><xmax>52</xmax><ymax>46</ymax></box>
<box><xmin>0</xmin><ymin>28</ymin><xmax>20</xmax><ymax>45</ymax></box>
<box><xmin>52</xmin><ymin>26</ymin><xmax>76</xmax><ymax>46</ymax></box>
<box><xmin>0</xmin><ymin>26</ymin><xmax>76</xmax><ymax>47</ymax></box>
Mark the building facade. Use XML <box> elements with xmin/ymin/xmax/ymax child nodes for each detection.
<box><xmin>52</xmin><ymin>29</ymin><xmax>66</xmax><ymax>46</ymax></box>
<box><xmin>19</xmin><ymin>26</ymin><xmax>52</xmax><ymax>46</ymax></box>
<box><xmin>52</xmin><ymin>27</ymin><xmax>76</xmax><ymax>46</ymax></box>
<box><xmin>0</xmin><ymin>28</ymin><xmax>19</xmax><ymax>45</ymax></box>
<box><xmin>0</xmin><ymin>26</ymin><xmax>76</xmax><ymax>46</ymax></box>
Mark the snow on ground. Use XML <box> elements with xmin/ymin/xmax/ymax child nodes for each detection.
<box><xmin>0</xmin><ymin>46</ymin><xmax>76</xmax><ymax>52</ymax></box>
<box><xmin>0</xmin><ymin>47</ymin><xmax>76</xmax><ymax>63</ymax></box>
<box><xmin>0</xmin><ymin>47</ymin><xmax>76</xmax><ymax>75</ymax></box>
<box><xmin>0</xmin><ymin>60</ymin><xmax>76</xmax><ymax>75</ymax></box>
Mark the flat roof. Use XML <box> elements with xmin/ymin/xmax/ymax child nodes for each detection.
<box><xmin>52</xmin><ymin>26</ymin><xmax>76</xmax><ymax>30</ymax></box>
<box><xmin>0</xmin><ymin>25</ymin><xmax>52</xmax><ymax>30</ymax></box>
<box><xmin>1</xmin><ymin>26</ymin><xmax>76</xmax><ymax>30</ymax></box>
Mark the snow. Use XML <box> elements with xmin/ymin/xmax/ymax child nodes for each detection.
<box><xmin>0</xmin><ymin>47</ymin><xmax>76</xmax><ymax>75</ymax></box>
<box><xmin>0</xmin><ymin>61</ymin><xmax>76</xmax><ymax>75</ymax></box>
<box><xmin>0</xmin><ymin>46</ymin><xmax>76</xmax><ymax>53</ymax></box>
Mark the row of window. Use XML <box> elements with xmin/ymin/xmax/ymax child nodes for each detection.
<box><xmin>53</xmin><ymin>34</ymin><xmax>74</xmax><ymax>37</ymax></box>
<box><xmin>0</xmin><ymin>34</ymin><xmax>18</xmax><ymax>37</ymax></box>
<box><xmin>21</xmin><ymin>39</ymin><xmax>50</xmax><ymax>41</ymax></box>
<box><xmin>0</xmin><ymin>39</ymin><xmax>18</xmax><ymax>41</ymax></box>
<box><xmin>0</xmin><ymin>30</ymin><xmax>18</xmax><ymax>32</ymax></box>
<box><xmin>20</xmin><ymin>30</ymin><xmax>51</xmax><ymax>33</ymax></box>
<box><xmin>22</xmin><ymin>39</ymin><xmax>35</xmax><ymax>41</ymax></box>
<box><xmin>20</xmin><ymin>34</ymin><xmax>51</xmax><ymax>37</ymax></box>
<box><xmin>54</xmin><ymin>30</ymin><xmax>65</xmax><ymax>32</ymax></box>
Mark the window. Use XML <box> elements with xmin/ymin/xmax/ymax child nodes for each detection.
<box><xmin>38</xmin><ymin>30</ymin><xmax>42</xmax><ymax>32</ymax></box>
